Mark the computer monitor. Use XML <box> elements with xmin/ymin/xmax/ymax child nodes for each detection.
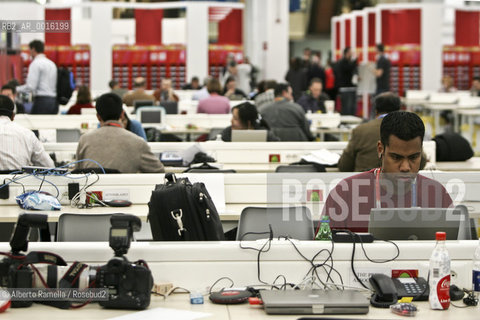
<box><xmin>231</xmin><ymin>129</ymin><xmax>268</xmax><ymax>142</ymax></box>
<box><xmin>159</xmin><ymin>101</ymin><xmax>178</xmax><ymax>114</ymax></box>
<box><xmin>133</xmin><ymin>100</ymin><xmax>155</xmax><ymax>113</ymax></box>
<box><xmin>136</xmin><ymin>107</ymin><xmax>166</xmax><ymax>129</ymax></box>
<box><xmin>368</xmin><ymin>205</ymin><xmax>471</xmax><ymax>240</ymax></box>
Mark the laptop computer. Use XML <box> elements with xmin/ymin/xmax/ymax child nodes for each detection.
<box><xmin>368</xmin><ymin>205</ymin><xmax>471</xmax><ymax>241</ymax></box>
<box><xmin>56</xmin><ymin>129</ymin><xmax>81</xmax><ymax>142</ymax></box>
<box><xmin>260</xmin><ymin>290</ymin><xmax>369</xmax><ymax>315</ymax></box>
<box><xmin>231</xmin><ymin>129</ymin><xmax>267</xmax><ymax>142</ymax></box>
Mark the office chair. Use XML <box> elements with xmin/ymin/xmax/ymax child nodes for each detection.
<box><xmin>236</xmin><ymin>206</ymin><xmax>314</xmax><ymax>240</ymax></box>
<box><xmin>57</xmin><ymin>213</ymin><xmax>113</xmax><ymax>241</ymax></box>
<box><xmin>159</xmin><ymin>101</ymin><xmax>179</xmax><ymax>114</ymax></box>
<box><xmin>275</xmin><ymin>164</ymin><xmax>319</xmax><ymax>173</ymax></box>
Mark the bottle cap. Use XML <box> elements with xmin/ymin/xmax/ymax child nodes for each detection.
<box><xmin>435</xmin><ymin>231</ymin><xmax>446</xmax><ymax>241</ymax></box>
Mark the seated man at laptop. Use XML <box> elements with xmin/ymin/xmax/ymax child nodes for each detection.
<box><xmin>220</xmin><ymin>102</ymin><xmax>279</xmax><ymax>141</ymax></box>
<box><xmin>76</xmin><ymin>93</ymin><xmax>164</xmax><ymax>173</ymax></box>
<box><xmin>322</xmin><ymin>111</ymin><xmax>453</xmax><ymax>232</ymax></box>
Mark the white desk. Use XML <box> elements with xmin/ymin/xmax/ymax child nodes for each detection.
<box><xmin>434</xmin><ymin>157</ymin><xmax>480</xmax><ymax>171</ymax></box>
<box><xmin>0</xmin><ymin>241</ymin><xmax>478</xmax><ymax>319</ymax></box>
<box><xmin>44</xmin><ymin>140</ymin><xmax>437</xmax><ymax>171</ymax></box>
<box><xmin>2</xmin><ymin>292</ymin><xmax>478</xmax><ymax>320</ymax></box>
<box><xmin>1</xmin><ymin>171</ymin><xmax>480</xmax><ymax>224</ymax></box>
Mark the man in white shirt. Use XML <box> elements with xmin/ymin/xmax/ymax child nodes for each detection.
<box><xmin>0</xmin><ymin>95</ymin><xmax>54</xmax><ymax>171</ymax></box>
<box><xmin>17</xmin><ymin>40</ymin><xmax>58</xmax><ymax>114</ymax></box>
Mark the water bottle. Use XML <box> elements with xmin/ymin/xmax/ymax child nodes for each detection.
<box><xmin>315</xmin><ymin>215</ymin><xmax>332</xmax><ymax>241</ymax></box>
<box><xmin>429</xmin><ymin>231</ymin><xmax>450</xmax><ymax>310</ymax></box>
<box><xmin>472</xmin><ymin>239</ymin><xmax>480</xmax><ymax>296</ymax></box>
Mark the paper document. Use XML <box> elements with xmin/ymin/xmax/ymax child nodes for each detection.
<box><xmin>301</xmin><ymin>149</ymin><xmax>341</xmax><ymax>166</ymax></box>
<box><xmin>108</xmin><ymin>307</ymin><xmax>211</xmax><ymax>320</ymax></box>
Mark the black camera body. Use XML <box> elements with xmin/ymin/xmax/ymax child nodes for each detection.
<box><xmin>0</xmin><ymin>257</ymin><xmax>34</xmax><ymax>308</ymax></box>
<box><xmin>95</xmin><ymin>213</ymin><xmax>153</xmax><ymax>310</ymax></box>
<box><xmin>0</xmin><ymin>213</ymin><xmax>66</xmax><ymax>308</ymax></box>
<box><xmin>96</xmin><ymin>257</ymin><xmax>152</xmax><ymax>309</ymax></box>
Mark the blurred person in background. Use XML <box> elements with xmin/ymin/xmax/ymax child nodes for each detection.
<box><xmin>67</xmin><ymin>86</ymin><xmax>94</xmax><ymax>114</ymax></box>
<box><xmin>220</xmin><ymin>102</ymin><xmax>279</xmax><ymax>142</ymax></box>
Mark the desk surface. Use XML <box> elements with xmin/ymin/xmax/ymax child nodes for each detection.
<box><xmin>0</xmin><ymin>240</ymin><xmax>479</xmax><ymax>319</ymax></box>
<box><xmin>2</xmin><ymin>292</ymin><xmax>478</xmax><ymax>320</ymax></box>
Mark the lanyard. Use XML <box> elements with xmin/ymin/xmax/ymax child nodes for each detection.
<box><xmin>374</xmin><ymin>168</ymin><xmax>417</xmax><ymax>208</ymax></box>
<box><xmin>105</xmin><ymin>122</ymin><xmax>122</xmax><ymax>128</ymax></box>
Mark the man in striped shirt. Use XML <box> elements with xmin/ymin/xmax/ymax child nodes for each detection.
<box><xmin>0</xmin><ymin>95</ymin><xmax>54</xmax><ymax>171</ymax></box>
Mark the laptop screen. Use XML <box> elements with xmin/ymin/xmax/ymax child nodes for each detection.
<box><xmin>368</xmin><ymin>206</ymin><xmax>471</xmax><ymax>240</ymax></box>
<box><xmin>231</xmin><ymin>129</ymin><xmax>267</xmax><ymax>142</ymax></box>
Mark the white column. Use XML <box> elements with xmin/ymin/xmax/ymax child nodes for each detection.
<box><xmin>421</xmin><ymin>4</ymin><xmax>443</xmax><ymax>90</ymax></box>
<box><xmin>90</xmin><ymin>3</ymin><xmax>112</xmax><ymax>92</ymax></box>
<box><xmin>245</xmin><ymin>0</ymin><xmax>289</xmax><ymax>82</ymax></box>
<box><xmin>186</xmin><ymin>2</ymin><xmax>208</xmax><ymax>82</ymax></box>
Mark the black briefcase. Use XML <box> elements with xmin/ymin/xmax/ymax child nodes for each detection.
<box><xmin>148</xmin><ymin>173</ymin><xmax>225</xmax><ymax>241</ymax></box>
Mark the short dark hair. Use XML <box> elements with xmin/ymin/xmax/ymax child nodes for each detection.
<box><xmin>96</xmin><ymin>93</ymin><xmax>123</xmax><ymax>122</ymax></box>
<box><xmin>343</xmin><ymin>47</ymin><xmax>351</xmax><ymax>56</ymax></box>
<box><xmin>1</xmin><ymin>84</ymin><xmax>15</xmax><ymax>95</ymax></box>
<box><xmin>191</xmin><ymin>76</ymin><xmax>199</xmax><ymax>82</ymax></box>
<box><xmin>29</xmin><ymin>40</ymin><xmax>44</xmax><ymax>53</ymax></box>
<box><xmin>380</xmin><ymin>111</ymin><xmax>425</xmax><ymax>147</ymax></box>
<box><xmin>473</xmin><ymin>77</ymin><xmax>480</xmax><ymax>82</ymax></box>
<box><xmin>109</xmin><ymin>80</ymin><xmax>118</xmax><ymax>89</ymax></box>
<box><xmin>0</xmin><ymin>94</ymin><xmax>14</xmax><ymax>118</ymax></box>
<box><xmin>274</xmin><ymin>83</ymin><xmax>290</xmax><ymax>97</ymax></box>
<box><xmin>309</xmin><ymin>77</ymin><xmax>322</xmax><ymax>87</ymax></box>
<box><xmin>374</xmin><ymin>92</ymin><xmax>400</xmax><ymax>114</ymax></box>
<box><xmin>376</xmin><ymin>43</ymin><xmax>385</xmax><ymax>53</ymax></box>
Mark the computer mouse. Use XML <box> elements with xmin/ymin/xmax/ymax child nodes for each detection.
<box><xmin>450</xmin><ymin>284</ymin><xmax>465</xmax><ymax>301</ymax></box>
<box><xmin>104</xmin><ymin>199</ymin><xmax>132</xmax><ymax>207</ymax></box>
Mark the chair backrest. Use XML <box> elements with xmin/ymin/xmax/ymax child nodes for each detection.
<box><xmin>57</xmin><ymin>213</ymin><xmax>112</xmax><ymax>241</ymax></box>
<box><xmin>236</xmin><ymin>206</ymin><xmax>314</xmax><ymax>240</ymax></box>
<box><xmin>275</xmin><ymin>164</ymin><xmax>319</xmax><ymax>173</ymax></box>
<box><xmin>187</xmin><ymin>168</ymin><xmax>236</xmax><ymax>173</ymax></box>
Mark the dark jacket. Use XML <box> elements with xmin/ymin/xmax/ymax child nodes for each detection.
<box><xmin>260</xmin><ymin>99</ymin><xmax>315</xmax><ymax>141</ymax></box>
<box><xmin>296</xmin><ymin>92</ymin><xmax>329</xmax><ymax>114</ymax></box>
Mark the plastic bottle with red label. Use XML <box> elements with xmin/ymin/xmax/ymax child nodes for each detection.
<box><xmin>429</xmin><ymin>231</ymin><xmax>450</xmax><ymax>310</ymax></box>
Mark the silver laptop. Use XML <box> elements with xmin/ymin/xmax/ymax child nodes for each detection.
<box><xmin>231</xmin><ymin>129</ymin><xmax>267</xmax><ymax>142</ymax></box>
<box><xmin>260</xmin><ymin>290</ymin><xmax>369</xmax><ymax>315</ymax></box>
<box><xmin>56</xmin><ymin>129</ymin><xmax>81</xmax><ymax>142</ymax></box>
<box><xmin>368</xmin><ymin>205</ymin><xmax>471</xmax><ymax>241</ymax></box>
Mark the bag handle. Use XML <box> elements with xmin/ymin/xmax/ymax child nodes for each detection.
<box><xmin>164</xmin><ymin>172</ymin><xmax>177</xmax><ymax>183</ymax></box>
